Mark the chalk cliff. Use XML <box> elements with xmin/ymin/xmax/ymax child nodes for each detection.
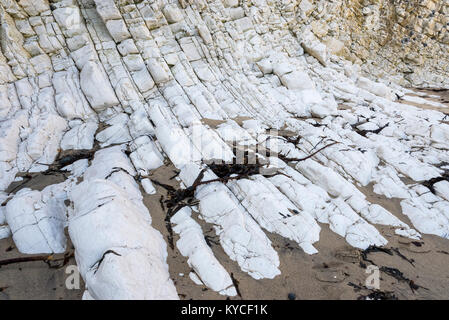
<box><xmin>0</xmin><ymin>0</ymin><xmax>448</xmax><ymax>299</ymax></box>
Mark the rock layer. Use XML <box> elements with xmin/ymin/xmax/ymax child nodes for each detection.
<box><xmin>0</xmin><ymin>0</ymin><xmax>448</xmax><ymax>299</ymax></box>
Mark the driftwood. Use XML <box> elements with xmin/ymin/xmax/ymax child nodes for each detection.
<box><xmin>3</xmin><ymin>148</ymin><xmax>100</xmax><ymax>196</ymax></box>
<box><xmin>154</xmin><ymin>134</ymin><xmax>339</xmax><ymax>233</ymax></box>
<box><xmin>278</xmin><ymin>142</ymin><xmax>340</xmax><ymax>162</ymax></box>
<box><xmin>47</xmin><ymin>148</ymin><xmax>99</xmax><ymax>172</ymax></box>
<box><xmin>351</xmin><ymin>119</ymin><xmax>389</xmax><ymax>137</ymax></box>
<box><xmin>422</xmin><ymin>170</ymin><xmax>449</xmax><ymax>194</ymax></box>
<box><xmin>151</xmin><ymin>136</ymin><xmax>340</xmax><ymax>250</ymax></box>
<box><xmin>230</xmin><ymin>273</ymin><xmax>242</xmax><ymax>298</ymax></box>
<box><xmin>348</xmin><ymin>282</ymin><xmax>398</xmax><ymax>300</ymax></box>
<box><xmin>391</xmin><ymin>248</ymin><xmax>415</xmax><ymax>266</ymax></box>
<box><xmin>379</xmin><ymin>266</ymin><xmax>427</xmax><ymax>292</ymax></box>
<box><xmin>360</xmin><ymin>246</ymin><xmax>424</xmax><ymax>292</ymax></box>
<box><xmin>0</xmin><ymin>251</ymin><xmax>74</xmax><ymax>269</ymax></box>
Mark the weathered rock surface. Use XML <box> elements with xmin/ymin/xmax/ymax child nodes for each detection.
<box><xmin>0</xmin><ymin>0</ymin><xmax>448</xmax><ymax>300</ymax></box>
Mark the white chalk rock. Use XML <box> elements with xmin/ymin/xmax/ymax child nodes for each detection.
<box><xmin>105</xmin><ymin>20</ymin><xmax>131</xmax><ymax>43</ymax></box>
<box><xmin>69</xmin><ymin>179</ymin><xmax>178</xmax><ymax>299</ymax></box>
<box><xmin>96</xmin><ymin>124</ymin><xmax>132</xmax><ymax>147</ymax></box>
<box><xmin>129</xmin><ymin>109</ymin><xmax>155</xmax><ymax>138</ymax></box>
<box><xmin>53</xmin><ymin>7</ymin><xmax>83</xmax><ymax>37</ymax></box>
<box><xmin>146</xmin><ymin>56</ymin><xmax>171</xmax><ymax>83</ymax></box>
<box><xmin>434</xmin><ymin>181</ymin><xmax>449</xmax><ymax>202</ymax></box>
<box><xmin>25</xmin><ymin>114</ymin><xmax>68</xmax><ymax>165</ymax></box>
<box><xmin>0</xmin><ymin>199</ymin><xmax>6</xmax><ymax>225</ymax></box>
<box><xmin>5</xmin><ymin>184</ymin><xmax>68</xmax><ymax>254</ymax></box>
<box><xmin>83</xmin><ymin>146</ymin><xmax>136</xmax><ymax>181</ymax></box>
<box><xmin>82</xmin><ymin>290</ymin><xmax>95</xmax><ymax>300</ymax></box>
<box><xmin>163</xmin><ymin>4</ymin><xmax>184</xmax><ymax>23</ymax></box>
<box><xmin>228</xmin><ymin>175</ymin><xmax>321</xmax><ymax>255</ymax></box>
<box><xmin>0</xmin><ymin>225</ymin><xmax>11</xmax><ymax>240</ymax></box>
<box><xmin>279</xmin><ymin>70</ymin><xmax>315</xmax><ymax>91</ymax></box>
<box><xmin>296</xmin><ymin>159</ymin><xmax>361</xmax><ymax>199</ymax></box>
<box><xmin>130</xmin><ymin>136</ymin><xmax>164</xmax><ymax>174</ymax></box>
<box><xmin>141</xmin><ymin>179</ymin><xmax>156</xmax><ymax>195</ymax></box>
<box><xmin>61</xmin><ymin>122</ymin><xmax>98</xmax><ymax>150</ymax></box>
<box><xmin>301</xmin><ymin>30</ymin><xmax>328</xmax><ymax>66</ymax></box>
<box><xmin>94</xmin><ymin>0</ymin><xmax>122</xmax><ymax>21</ymax></box>
<box><xmin>171</xmin><ymin>208</ymin><xmax>237</xmax><ymax>296</ymax></box>
<box><xmin>80</xmin><ymin>61</ymin><xmax>119</xmax><ymax>112</ymax></box>
<box><xmin>401</xmin><ymin>198</ymin><xmax>449</xmax><ymax>239</ymax></box>
<box><xmin>430</xmin><ymin>124</ymin><xmax>449</xmax><ymax>144</ymax></box>
<box><xmin>357</xmin><ymin>77</ymin><xmax>395</xmax><ymax>100</ymax></box>
<box><xmin>179</xmin><ymin>163</ymin><xmax>281</xmax><ymax>279</ymax></box>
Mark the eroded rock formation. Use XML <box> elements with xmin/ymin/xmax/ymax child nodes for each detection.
<box><xmin>0</xmin><ymin>0</ymin><xmax>448</xmax><ymax>299</ymax></box>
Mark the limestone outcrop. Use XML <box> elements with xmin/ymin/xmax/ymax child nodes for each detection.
<box><xmin>0</xmin><ymin>0</ymin><xmax>448</xmax><ymax>299</ymax></box>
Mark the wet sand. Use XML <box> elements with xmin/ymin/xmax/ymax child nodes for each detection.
<box><xmin>0</xmin><ymin>236</ymin><xmax>84</xmax><ymax>300</ymax></box>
